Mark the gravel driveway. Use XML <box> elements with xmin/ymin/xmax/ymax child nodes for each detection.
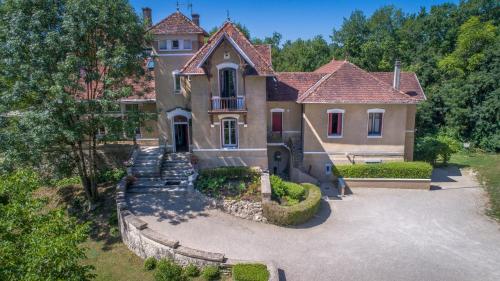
<box><xmin>128</xmin><ymin>167</ymin><xmax>500</xmax><ymax>281</ymax></box>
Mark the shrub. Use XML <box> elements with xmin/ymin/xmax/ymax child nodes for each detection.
<box><xmin>144</xmin><ymin>257</ymin><xmax>157</xmax><ymax>271</ymax></box>
<box><xmin>263</xmin><ymin>183</ymin><xmax>322</xmax><ymax>226</ymax></box>
<box><xmin>201</xmin><ymin>265</ymin><xmax>220</xmax><ymax>281</ymax></box>
<box><xmin>183</xmin><ymin>263</ymin><xmax>200</xmax><ymax>278</ymax></box>
<box><xmin>97</xmin><ymin>168</ymin><xmax>126</xmax><ymax>183</ymax></box>
<box><xmin>415</xmin><ymin>135</ymin><xmax>459</xmax><ymax>165</ymax></box>
<box><xmin>270</xmin><ymin>175</ymin><xmax>306</xmax><ymax>204</ymax></box>
<box><xmin>53</xmin><ymin>176</ymin><xmax>81</xmax><ymax>188</ymax></box>
<box><xmin>232</xmin><ymin>263</ymin><xmax>269</xmax><ymax>281</ymax></box>
<box><xmin>333</xmin><ymin>161</ymin><xmax>432</xmax><ymax>179</ymax></box>
<box><xmin>154</xmin><ymin>259</ymin><xmax>186</xmax><ymax>281</ymax></box>
<box><xmin>199</xmin><ymin>166</ymin><xmax>260</xmax><ymax>180</ymax></box>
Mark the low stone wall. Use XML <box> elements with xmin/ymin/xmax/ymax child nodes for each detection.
<box><xmin>218</xmin><ymin>199</ymin><xmax>267</xmax><ymax>223</ymax></box>
<box><xmin>344</xmin><ymin>178</ymin><xmax>431</xmax><ymax>190</ymax></box>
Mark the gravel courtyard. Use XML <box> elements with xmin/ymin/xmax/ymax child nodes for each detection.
<box><xmin>127</xmin><ymin>167</ymin><xmax>500</xmax><ymax>281</ymax></box>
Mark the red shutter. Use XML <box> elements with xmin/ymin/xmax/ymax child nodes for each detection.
<box><xmin>337</xmin><ymin>113</ymin><xmax>342</xmax><ymax>135</ymax></box>
<box><xmin>328</xmin><ymin>113</ymin><xmax>333</xmax><ymax>135</ymax></box>
<box><xmin>272</xmin><ymin>112</ymin><xmax>282</xmax><ymax>132</ymax></box>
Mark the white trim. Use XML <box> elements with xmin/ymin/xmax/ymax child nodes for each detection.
<box><xmin>283</xmin><ymin>130</ymin><xmax>301</xmax><ymax>134</ymax></box>
<box><xmin>166</xmin><ymin>108</ymin><xmax>192</xmax><ymax>120</ymax></box>
<box><xmin>270</xmin><ymin>108</ymin><xmax>285</xmax><ymax>113</ymax></box>
<box><xmin>217</xmin><ymin>114</ymin><xmax>240</xmax><ymax>120</ymax></box>
<box><xmin>303</xmin><ymin>151</ymin><xmax>404</xmax><ymax>156</ymax></box>
<box><xmin>119</xmin><ymin>99</ymin><xmax>156</xmax><ymax>103</ymax></box>
<box><xmin>325</xmin><ymin>163</ymin><xmax>333</xmax><ymax>175</ymax></box>
<box><xmin>156</xmin><ymin>53</ymin><xmax>195</xmax><ymax>57</ymax></box>
<box><xmin>193</xmin><ymin>148</ymin><xmax>267</xmax><ymax>152</ymax></box>
<box><xmin>196</xmin><ymin>34</ymin><xmax>255</xmax><ymax>68</ymax></box>
<box><xmin>221</xmin><ymin>118</ymin><xmax>238</xmax><ymax>148</ymax></box>
<box><xmin>405</xmin><ymin>130</ymin><xmax>415</xmax><ymax>133</ymax></box>
<box><xmin>327</xmin><ymin>110</ymin><xmax>344</xmax><ymax>139</ymax></box>
<box><xmin>367</xmin><ymin>109</ymin><xmax>384</xmax><ymax>138</ymax></box>
<box><xmin>216</xmin><ymin>62</ymin><xmax>239</xmax><ymax>70</ymax></box>
<box><xmin>367</xmin><ymin>108</ymin><xmax>385</xmax><ymax>113</ymax></box>
<box><xmin>267</xmin><ymin>143</ymin><xmax>286</xmax><ymax>146</ymax></box>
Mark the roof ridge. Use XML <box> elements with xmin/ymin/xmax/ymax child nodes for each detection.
<box><xmin>298</xmin><ymin>62</ymin><xmax>348</xmax><ymax>102</ymax></box>
<box><xmin>147</xmin><ymin>10</ymin><xmax>206</xmax><ymax>35</ymax></box>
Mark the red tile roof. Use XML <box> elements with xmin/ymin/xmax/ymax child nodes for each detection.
<box><xmin>370</xmin><ymin>72</ymin><xmax>426</xmax><ymax>101</ymax></box>
<box><xmin>148</xmin><ymin>11</ymin><xmax>208</xmax><ymax>36</ymax></box>
<box><xmin>297</xmin><ymin>61</ymin><xmax>424</xmax><ymax>104</ymax></box>
<box><xmin>314</xmin><ymin>59</ymin><xmax>346</xmax><ymax>73</ymax></box>
<box><xmin>180</xmin><ymin>22</ymin><xmax>274</xmax><ymax>76</ymax></box>
<box><xmin>254</xmin><ymin>44</ymin><xmax>272</xmax><ymax>66</ymax></box>
<box><xmin>267</xmin><ymin>72</ymin><xmax>326</xmax><ymax>101</ymax></box>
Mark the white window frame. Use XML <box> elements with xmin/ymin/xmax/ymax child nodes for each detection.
<box><xmin>367</xmin><ymin>108</ymin><xmax>385</xmax><ymax>138</ymax></box>
<box><xmin>183</xmin><ymin>39</ymin><xmax>192</xmax><ymax>50</ymax></box>
<box><xmin>172</xmin><ymin>70</ymin><xmax>181</xmax><ymax>94</ymax></box>
<box><xmin>158</xmin><ymin>40</ymin><xmax>168</xmax><ymax>51</ymax></box>
<box><xmin>325</xmin><ymin>163</ymin><xmax>332</xmax><ymax>175</ymax></box>
<box><xmin>171</xmin><ymin>39</ymin><xmax>180</xmax><ymax>50</ymax></box>
<box><xmin>216</xmin><ymin>62</ymin><xmax>239</xmax><ymax>97</ymax></box>
<box><xmin>221</xmin><ymin>118</ymin><xmax>238</xmax><ymax>148</ymax></box>
<box><xmin>327</xmin><ymin>109</ymin><xmax>345</xmax><ymax>139</ymax></box>
<box><xmin>271</xmin><ymin>108</ymin><xmax>284</xmax><ymax>133</ymax></box>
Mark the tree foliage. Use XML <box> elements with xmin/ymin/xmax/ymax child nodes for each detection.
<box><xmin>0</xmin><ymin>0</ymin><xmax>151</xmax><ymax>204</ymax></box>
<box><xmin>0</xmin><ymin>170</ymin><xmax>93</xmax><ymax>281</ymax></box>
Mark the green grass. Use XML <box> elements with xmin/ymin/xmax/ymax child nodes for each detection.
<box><xmin>83</xmin><ymin>240</ymin><xmax>154</xmax><ymax>281</ymax></box>
<box><xmin>450</xmin><ymin>153</ymin><xmax>500</xmax><ymax>219</ymax></box>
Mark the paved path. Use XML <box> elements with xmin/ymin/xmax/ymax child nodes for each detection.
<box><xmin>127</xmin><ymin>167</ymin><xmax>500</xmax><ymax>281</ymax></box>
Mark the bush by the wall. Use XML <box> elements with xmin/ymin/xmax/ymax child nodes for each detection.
<box><xmin>97</xmin><ymin>168</ymin><xmax>126</xmax><ymax>183</ymax></box>
<box><xmin>144</xmin><ymin>257</ymin><xmax>157</xmax><ymax>271</ymax></box>
<box><xmin>263</xmin><ymin>183</ymin><xmax>322</xmax><ymax>226</ymax></box>
<box><xmin>333</xmin><ymin>162</ymin><xmax>433</xmax><ymax>179</ymax></box>
<box><xmin>199</xmin><ymin>166</ymin><xmax>260</xmax><ymax>180</ymax></box>
<box><xmin>232</xmin><ymin>263</ymin><xmax>269</xmax><ymax>281</ymax></box>
<box><xmin>415</xmin><ymin>135</ymin><xmax>459</xmax><ymax>165</ymax></box>
<box><xmin>154</xmin><ymin>259</ymin><xmax>186</xmax><ymax>281</ymax></box>
<box><xmin>183</xmin><ymin>263</ymin><xmax>200</xmax><ymax>278</ymax></box>
<box><xmin>201</xmin><ymin>265</ymin><xmax>220</xmax><ymax>281</ymax></box>
<box><xmin>270</xmin><ymin>175</ymin><xmax>306</xmax><ymax>204</ymax></box>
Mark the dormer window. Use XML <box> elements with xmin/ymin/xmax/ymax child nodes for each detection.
<box><xmin>172</xmin><ymin>40</ymin><xmax>179</xmax><ymax>50</ymax></box>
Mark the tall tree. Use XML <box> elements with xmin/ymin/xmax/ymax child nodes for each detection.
<box><xmin>0</xmin><ymin>0</ymin><xmax>150</xmax><ymax>205</ymax></box>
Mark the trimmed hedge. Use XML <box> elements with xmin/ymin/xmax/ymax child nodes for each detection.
<box><xmin>270</xmin><ymin>175</ymin><xmax>306</xmax><ymax>202</ymax></box>
<box><xmin>333</xmin><ymin>162</ymin><xmax>433</xmax><ymax>179</ymax></box>
<box><xmin>198</xmin><ymin>166</ymin><xmax>260</xmax><ymax>180</ymax></box>
<box><xmin>263</xmin><ymin>183</ymin><xmax>322</xmax><ymax>226</ymax></box>
<box><xmin>232</xmin><ymin>263</ymin><xmax>269</xmax><ymax>281</ymax></box>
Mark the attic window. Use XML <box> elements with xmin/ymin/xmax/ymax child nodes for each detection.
<box><xmin>224</xmin><ymin>51</ymin><xmax>230</xmax><ymax>59</ymax></box>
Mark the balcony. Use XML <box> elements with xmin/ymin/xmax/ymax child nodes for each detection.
<box><xmin>209</xmin><ymin>96</ymin><xmax>246</xmax><ymax>113</ymax></box>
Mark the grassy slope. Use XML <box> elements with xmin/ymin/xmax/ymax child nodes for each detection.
<box><xmin>450</xmin><ymin>153</ymin><xmax>500</xmax><ymax>219</ymax></box>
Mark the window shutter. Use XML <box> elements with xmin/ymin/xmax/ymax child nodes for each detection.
<box><xmin>328</xmin><ymin>113</ymin><xmax>333</xmax><ymax>135</ymax></box>
<box><xmin>337</xmin><ymin>113</ymin><xmax>342</xmax><ymax>135</ymax></box>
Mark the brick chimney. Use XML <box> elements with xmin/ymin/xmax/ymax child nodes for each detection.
<box><xmin>393</xmin><ymin>60</ymin><xmax>401</xmax><ymax>90</ymax></box>
<box><xmin>143</xmin><ymin>7</ymin><xmax>152</xmax><ymax>28</ymax></box>
<box><xmin>191</xmin><ymin>13</ymin><xmax>200</xmax><ymax>26</ymax></box>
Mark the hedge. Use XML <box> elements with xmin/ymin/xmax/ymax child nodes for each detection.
<box><xmin>198</xmin><ymin>166</ymin><xmax>260</xmax><ymax>180</ymax></box>
<box><xmin>263</xmin><ymin>183</ymin><xmax>322</xmax><ymax>226</ymax></box>
<box><xmin>333</xmin><ymin>162</ymin><xmax>433</xmax><ymax>179</ymax></box>
<box><xmin>270</xmin><ymin>175</ymin><xmax>306</xmax><ymax>202</ymax></box>
<box><xmin>232</xmin><ymin>263</ymin><xmax>269</xmax><ymax>281</ymax></box>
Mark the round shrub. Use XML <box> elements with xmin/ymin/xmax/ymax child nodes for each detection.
<box><xmin>283</xmin><ymin>182</ymin><xmax>305</xmax><ymax>201</ymax></box>
<box><xmin>263</xmin><ymin>183</ymin><xmax>322</xmax><ymax>226</ymax></box>
<box><xmin>270</xmin><ymin>175</ymin><xmax>306</xmax><ymax>203</ymax></box>
<box><xmin>232</xmin><ymin>263</ymin><xmax>269</xmax><ymax>281</ymax></box>
<box><xmin>144</xmin><ymin>257</ymin><xmax>157</xmax><ymax>271</ymax></box>
<box><xmin>201</xmin><ymin>265</ymin><xmax>220</xmax><ymax>281</ymax></box>
<box><xmin>154</xmin><ymin>259</ymin><xmax>186</xmax><ymax>281</ymax></box>
<box><xmin>183</xmin><ymin>263</ymin><xmax>200</xmax><ymax>278</ymax></box>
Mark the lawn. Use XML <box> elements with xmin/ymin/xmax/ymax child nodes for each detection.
<box><xmin>450</xmin><ymin>152</ymin><xmax>500</xmax><ymax>219</ymax></box>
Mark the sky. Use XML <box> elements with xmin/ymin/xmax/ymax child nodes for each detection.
<box><xmin>130</xmin><ymin>0</ymin><xmax>460</xmax><ymax>41</ymax></box>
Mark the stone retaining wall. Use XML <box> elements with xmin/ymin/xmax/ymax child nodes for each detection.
<box><xmin>116</xmin><ymin>163</ymin><xmax>279</xmax><ymax>280</ymax></box>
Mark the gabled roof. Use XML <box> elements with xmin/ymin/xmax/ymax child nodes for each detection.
<box><xmin>314</xmin><ymin>59</ymin><xmax>345</xmax><ymax>73</ymax></box>
<box><xmin>267</xmin><ymin>72</ymin><xmax>326</xmax><ymax>101</ymax></box>
<box><xmin>148</xmin><ymin>11</ymin><xmax>208</xmax><ymax>36</ymax></box>
<box><xmin>370</xmin><ymin>72</ymin><xmax>426</xmax><ymax>101</ymax></box>
<box><xmin>298</xmin><ymin>61</ymin><xmax>424</xmax><ymax>104</ymax></box>
<box><xmin>254</xmin><ymin>44</ymin><xmax>272</xmax><ymax>67</ymax></box>
<box><xmin>180</xmin><ymin>22</ymin><xmax>274</xmax><ymax>76</ymax></box>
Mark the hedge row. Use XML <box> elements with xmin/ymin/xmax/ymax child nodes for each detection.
<box><xmin>333</xmin><ymin>161</ymin><xmax>433</xmax><ymax>179</ymax></box>
<box><xmin>198</xmin><ymin>166</ymin><xmax>260</xmax><ymax>180</ymax></box>
<box><xmin>263</xmin><ymin>183</ymin><xmax>322</xmax><ymax>226</ymax></box>
<box><xmin>232</xmin><ymin>263</ymin><xmax>269</xmax><ymax>281</ymax></box>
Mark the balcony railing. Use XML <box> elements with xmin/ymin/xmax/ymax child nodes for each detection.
<box><xmin>210</xmin><ymin>96</ymin><xmax>246</xmax><ymax>112</ymax></box>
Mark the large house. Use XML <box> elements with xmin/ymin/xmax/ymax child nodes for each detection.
<box><xmin>123</xmin><ymin>9</ymin><xmax>425</xmax><ymax>181</ymax></box>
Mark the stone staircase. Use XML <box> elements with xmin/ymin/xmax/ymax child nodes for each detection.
<box><xmin>127</xmin><ymin>147</ymin><xmax>193</xmax><ymax>195</ymax></box>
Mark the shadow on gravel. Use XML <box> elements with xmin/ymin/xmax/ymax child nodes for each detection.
<box><xmin>293</xmin><ymin>199</ymin><xmax>332</xmax><ymax>229</ymax></box>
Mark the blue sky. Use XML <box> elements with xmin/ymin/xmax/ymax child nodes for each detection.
<box><xmin>130</xmin><ymin>0</ymin><xmax>459</xmax><ymax>41</ymax></box>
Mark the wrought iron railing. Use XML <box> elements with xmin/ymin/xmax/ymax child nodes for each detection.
<box><xmin>210</xmin><ymin>96</ymin><xmax>246</xmax><ymax>112</ymax></box>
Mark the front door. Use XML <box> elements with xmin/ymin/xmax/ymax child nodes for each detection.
<box><xmin>174</xmin><ymin>123</ymin><xmax>188</xmax><ymax>152</ymax></box>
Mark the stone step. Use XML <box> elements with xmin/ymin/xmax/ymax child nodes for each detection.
<box><xmin>127</xmin><ymin>186</ymin><xmax>188</xmax><ymax>194</ymax></box>
<box><xmin>134</xmin><ymin>172</ymin><xmax>160</xmax><ymax>178</ymax></box>
<box><xmin>132</xmin><ymin>177</ymin><xmax>161</xmax><ymax>181</ymax></box>
<box><xmin>134</xmin><ymin>162</ymin><xmax>159</xmax><ymax>167</ymax></box>
<box><xmin>130</xmin><ymin>180</ymin><xmax>167</xmax><ymax>188</ymax></box>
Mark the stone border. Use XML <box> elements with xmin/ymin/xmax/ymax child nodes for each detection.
<box><xmin>117</xmin><ymin>163</ymin><xmax>279</xmax><ymax>279</ymax></box>
<box><xmin>343</xmin><ymin>178</ymin><xmax>431</xmax><ymax>190</ymax></box>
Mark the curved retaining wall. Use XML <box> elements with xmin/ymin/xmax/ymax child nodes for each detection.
<box><xmin>116</xmin><ymin>157</ymin><xmax>279</xmax><ymax>279</ymax></box>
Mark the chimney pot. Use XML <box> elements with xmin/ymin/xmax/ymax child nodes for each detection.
<box><xmin>393</xmin><ymin>60</ymin><xmax>401</xmax><ymax>90</ymax></box>
<box><xmin>192</xmin><ymin>13</ymin><xmax>200</xmax><ymax>26</ymax></box>
<box><xmin>143</xmin><ymin>7</ymin><xmax>152</xmax><ymax>28</ymax></box>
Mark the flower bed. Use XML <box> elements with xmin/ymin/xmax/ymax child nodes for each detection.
<box><xmin>263</xmin><ymin>183</ymin><xmax>322</xmax><ymax>226</ymax></box>
<box><xmin>195</xmin><ymin>167</ymin><xmax>261</xmax><ymax>201</ymax></box>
